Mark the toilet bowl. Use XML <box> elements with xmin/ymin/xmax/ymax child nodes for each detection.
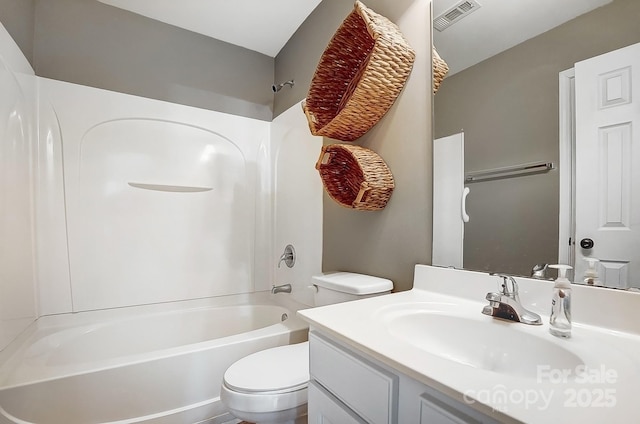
<box><xmin>221</xmin><ymin>272</ymin><xmax>393</xmax><ymax>424</ymax></box>
<box><xmin>220</xmin><ymin>342</ymin><xmax>309</xmax><ymax>424</ymax></box>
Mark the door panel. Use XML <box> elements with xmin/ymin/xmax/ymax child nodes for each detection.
<box><xmin>574</xmin><ymin>42</ymin><xmax>640</xmax><ymax>288</ymax></box>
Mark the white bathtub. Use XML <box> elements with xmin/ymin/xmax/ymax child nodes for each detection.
<box><xmin>0</xmin><ymin>293</ymin><xmax>309</xmax><ymax>424</ymax></box>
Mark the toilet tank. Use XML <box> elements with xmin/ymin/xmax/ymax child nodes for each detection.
<box><xmin>311</xmin><ymin>272</ymin><xmax>393</xmax><ymax>306</ymax></box>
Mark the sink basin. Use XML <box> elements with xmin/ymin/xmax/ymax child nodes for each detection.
<box><xmin>380</xmin><ymin>306</ymin><xmax>583</xmax><ymax>379</ymax></box>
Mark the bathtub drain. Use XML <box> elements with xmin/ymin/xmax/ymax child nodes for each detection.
<box><xmin>281</xmin><ymin>313</ymin><xmax>288</xmax><ymax>321</ymax></box>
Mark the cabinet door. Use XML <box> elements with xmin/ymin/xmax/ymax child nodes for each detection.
<box><xmin>309</xmin><ymin>332</ymin><xmax>398</xmax><ymax>424</ymax></box>
<box><xmin>419</xmin><ymin>392</ymin><xmax>482</xmax><ymax>424</ymax></box>
<box><xmin>308</xmin><ymin>381</ymin><xmax>367</xmax><ymax>424</ymax></box>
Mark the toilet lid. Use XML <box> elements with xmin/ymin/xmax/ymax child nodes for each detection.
<box><xmin>224</xmin><ymin>341</ymin><xmax>309</xmax><ymax>393</ymax></box>
<box><xmin>312</xmin><ymin>272</ymin><xmax>393</xmax><ymax>295</ymax></box>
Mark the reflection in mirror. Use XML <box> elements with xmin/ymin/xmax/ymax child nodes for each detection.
<box><xmin>432</xmin><ymin>0</ymin><xmax>640</xmax><ymax>289</ymax></box>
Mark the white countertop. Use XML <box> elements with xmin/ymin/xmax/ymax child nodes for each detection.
<box><xmin>298</xmin><ymin>265</ymin><xmax>640</xmax><ymax>423</ymax></box>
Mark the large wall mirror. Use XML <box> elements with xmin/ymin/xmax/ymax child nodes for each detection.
<box><xmin>432</xmin><ymin>0</ymin><xmax>640</xmax><ymax>289</ymax></box>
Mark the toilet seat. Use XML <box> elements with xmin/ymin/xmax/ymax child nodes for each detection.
<box><xmin>223</xmin><ymin>341</ymin><xmax>309</xmax><ymax>394</ymax></box>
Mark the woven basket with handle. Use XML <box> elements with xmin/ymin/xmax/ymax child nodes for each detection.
<box><xmin>302</xmin><ymin>1</ymin><xmax>415</xmax><ymax>142</ymax></box>
<box><xmin>316</xmin><ymin>144</ymin><xmax>394</xmax><ymax>211</ymax></box>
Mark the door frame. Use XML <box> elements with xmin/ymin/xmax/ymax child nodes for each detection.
<box><xmin>558</xmin><ymin>68</ymin><xmax>576</xmax><ymax>275</ymax></box>
<box><xmin>432</xmin><ymin>132</ymin><xmax>465</xmax><ymax>268</ymax></box>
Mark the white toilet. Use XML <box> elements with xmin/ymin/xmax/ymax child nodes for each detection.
<box><xmin>220</xmin><ymin>272</ymin><xmax>393</xmax><ymax>424</ymax></box>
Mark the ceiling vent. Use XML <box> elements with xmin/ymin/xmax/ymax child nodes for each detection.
<box><xmin>434</xmin><ymin>0</ymin><xmax>482</xmax><ymax>32</ymax></box>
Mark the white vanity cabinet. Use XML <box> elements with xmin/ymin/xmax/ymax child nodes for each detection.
<box><xmin>309</xmin><ymin>331</ymin><xmax>398</xmax><ymax>424</ymax></box>
<box><xmin>308</xmin><ymin>331</ymin><xmax>499</xmax><ymax>424</ymax></box>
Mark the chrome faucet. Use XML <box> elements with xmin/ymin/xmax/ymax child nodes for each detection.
<box><xmin>531</xmin><ymin>263</ymin><xmax>549</xmax><ymax>279</ymax></box>
<box><xmin>482</xmin><ymin>274</ymin><xmax>542</xmax><ymax>325</ymax></box>
<box><xmin>271</xmin><ymin>284</ymin><xmax>292</xmax><ymax>294</ymax></box>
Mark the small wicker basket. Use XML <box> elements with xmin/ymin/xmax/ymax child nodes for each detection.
<box><xmin>316</xmin><ymin>144</ymin><xmax>394</xmax><ymax>211</ymax></box>
<box><xmin>302</xmin><ymin>1</ymin><xmax>415</xmax><ymax>141</ymax></box>
<box><xmin>432</xmin><ymin>47</ymin><xmax>449</xmax><ymax>94</ymax></box>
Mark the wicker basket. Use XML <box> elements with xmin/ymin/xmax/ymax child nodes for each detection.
<box><xmin>302</xmin><ymin>1</ymin><xmax>415</xmax><ymax>141</ymax></box>
<box><xmin>432</xmin><ymin>47</ymin><xmax>449</xmax><ymax>94</ymax></box>
<box><xmin>316</xmin><ymin>144</ymin><xmax>394</xmax><ymax>211</ymax></box>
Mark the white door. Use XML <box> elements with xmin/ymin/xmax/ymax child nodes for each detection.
<box><xmin>432</xmin><ymin>133</ymin><xmax>466</xmax><ymax>268</ymax></box>
<box><xmin>574</xmin><ymin>42</ymin><xmax>640</xmax><ymax>289</ymax></box>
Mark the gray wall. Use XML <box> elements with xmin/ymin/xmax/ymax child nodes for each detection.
<box><xmin>434</xmin><ymin>0</ymin><xmax>640</xmax><ymax>276</ymax></box>
<box><xmin>2</xmin><ymin>0</ymin><xmax>274</xmax><ymax>121</ymax></box>
<box><xmin>273</xmin><ymin>0</ymin><xmax>351</xmax><ymax>118</ymax></box>
<box><xmin>0</xmin><ymin>0</ymin><xmax>34</xmax><ymax>65</ymax></box>
<box><xmin>276</xmin><ymin>0</ymin><xmax>433</xmax><ymax>292</ymax></box>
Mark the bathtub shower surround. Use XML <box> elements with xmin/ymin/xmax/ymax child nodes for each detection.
<box><xmin>37</xmin><ymin>78</ymin><xmax>270</xmax><ymax>313</ymax></box>
<box><xmin>0</xmin><ymin>75</ymin><xmax>322</xmax><ymax>421</ymax></box>
<box><xmin>271</xmin><ymin>104</ymin><xmax>323</xmax><ymax>307</ymax></box>
<box><xmin>0</xmin><ymin>21</ymin><xmax>323</xmax><ymax>424</ymax></box>
<box><xmin>0</xmin><ymin>80</ymin><xmax>321</xmax><ymax>422</ymax></box>
<box><xmin>35</xmin><ymin>77</ymin><xmax>322</xmax><ymax>315</ymax></box>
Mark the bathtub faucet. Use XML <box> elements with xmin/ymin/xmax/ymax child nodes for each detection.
<box><xmin>271</xmin><ymin>284</ymin><xmax>292</xmax><ymax>294</ymax></box>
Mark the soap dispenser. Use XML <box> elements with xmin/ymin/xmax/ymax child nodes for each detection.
<box><xmin>583</xmin><ymin>257</ymin><xmax>600</xmax><ymax>285</ymax></box>
<box><xmin>548</xmin><ymin>264</ymin><xmax>573</xmax><ymax>338</ymax></box>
